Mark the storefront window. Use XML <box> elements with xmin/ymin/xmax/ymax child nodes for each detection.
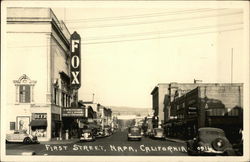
<box><xmin>30</xmin><ymin>113</ymin><xmax>47</xmax><ymax>137</ymax></box>
<box><xmin>31</xmin><ymin>127</ymin><xmax>47</xmax><ymax>137</ymax></box>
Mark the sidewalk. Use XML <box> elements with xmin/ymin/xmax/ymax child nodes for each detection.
<box><xmin>40</xmin><ymin>138</ymin><xmax>79</xmax><ymax>145</ymax></box>
<box><xmin>165</xmin><ymin>137</ymin><xmax>186</xmax><ymax>144</ymax></box>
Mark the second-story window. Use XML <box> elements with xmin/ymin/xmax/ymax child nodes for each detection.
<box><xmin>13</xmin><ymin>74</ymin><xmax>36</xmax><ymax>104</ymax></box>
<box><xmin>19</xmin><ymin>85</ymin><xmax>30</xmax><ymax>103</ymax></box>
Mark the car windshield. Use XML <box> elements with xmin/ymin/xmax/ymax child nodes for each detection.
<box><xmin>155</xmin><ymin>129</ymin><xmax>163</xmax><ymax>133</ymax></box>
<box><xmin>129</xmin><ymin>127</ymin><xmax>139</xmax><ymax>132</ymax></box>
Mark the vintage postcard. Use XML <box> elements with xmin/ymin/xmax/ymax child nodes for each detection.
<box><xmin>1</xmin><ymin>1</ymin><xmax>249</xmax><ymax>162</ymax></box>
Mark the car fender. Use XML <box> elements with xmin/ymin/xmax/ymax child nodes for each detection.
<box><xmin>187</xmin><ymin>140</ymin><xmax>194</xmax><ymax>146</ymax></box>
<box><xmin>223</xmin><ymin>148</ymin><xmax>236</xmax><ymax>156</ymax></box>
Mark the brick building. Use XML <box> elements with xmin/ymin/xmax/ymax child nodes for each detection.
<box><xmin>165</xmin><ymin>83</ymin><xmax>243</xmax><ymax>142</ymax></box>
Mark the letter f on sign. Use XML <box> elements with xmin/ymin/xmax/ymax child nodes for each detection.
<box><xmin>72</xmin><ymin>71</ymin><xmax>79</xmax><ymax>84</ymax></box>
<box><xmin>72</xmin><ymin>40</ymin><xmax>80</xmax><ymax>53</ymax></box>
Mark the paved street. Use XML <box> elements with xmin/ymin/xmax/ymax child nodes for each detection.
<box><xmin>6</xmin><ymin>130</ymin><xmax>187</xmax><ymax>156</ymax></box>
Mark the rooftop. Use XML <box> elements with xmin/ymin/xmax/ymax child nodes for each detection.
<box><xmin>7</xmin><ymin>7</ymin><xmax>71</xmax><ymax>42</ymax></box>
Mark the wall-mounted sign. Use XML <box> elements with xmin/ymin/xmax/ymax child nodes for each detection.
<box><xmin>32</xmin><ymin>113</ymin><xmax>47</xmax><ymax>120</ymax></box>
<box><xmin>70</xmin><ymin>31</ymin><xmax>81</xmax><ymax>90</ymax></box>
<box><xmin>16</xmin><ymin>116</ymin><xmax>30</xmax><ymax>134</ymax></box>
<box><xmin>62</xmin><ymin>108</ymin><xmax>84</xmax><ymax>117</ymax></box>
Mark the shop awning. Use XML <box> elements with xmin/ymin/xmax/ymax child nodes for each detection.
<box><xmin>87</xmin><ymin>123</ymin><xmax>101</xmax><ymax>129</ymax></box>
<box><xmin>29</xmin><ymin>120</ymin><xmax>47</xmax><ymax>127</ymax></box>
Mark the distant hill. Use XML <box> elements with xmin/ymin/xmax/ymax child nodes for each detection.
<box><xmin>110</xmin><ymin>106</ymin><xmax>151</xmax><ymax>116</ymax></box>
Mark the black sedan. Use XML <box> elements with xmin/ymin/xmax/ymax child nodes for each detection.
<box><xmin>127</xmin><ymin>126</ymin><xmax>142</xmax><ymax>141</ymax></box>
<box><xmin>186</xmin><ymin>127</ymin><xmax>235</xmax><ymax>156</ymax></box>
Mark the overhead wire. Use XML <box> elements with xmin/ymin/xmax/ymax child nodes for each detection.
<box><xmin>84</xmin><ymin>28</ymin><xmax>243</xmax><ymax>45</ymax></box>
<box><xmin>7</xmin><ymin>9</ymin><xmax>243</xmax><ymax>47</ymax></box>
<box><xmin>85</xmin><ymin>22</ymin><xmax>243</xmax><ymax>40</ymax></box>
<box><xmin>65</xmin><ymin>8</ymin><xmax>226</xmax><ymax>23</ymax></box>
<box><xmin>69</xmin><ymin>11</ymin><xmax>242</xmax><ymax>29</ymax></box>
<box><xmin>7</xmin><ymin>27</ymin><xmax>243</xmax><ymax>47</ymax></box>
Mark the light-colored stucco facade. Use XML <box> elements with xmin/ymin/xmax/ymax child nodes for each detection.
<box><xmin>151</xmin><ymin>83</ymin><xmax>169</xmax><ymax>123</ymax></box>
<box><xmin>5</xmin><ymin>7</ymin><xmax>73</xmax><ymax>141</ymax></box>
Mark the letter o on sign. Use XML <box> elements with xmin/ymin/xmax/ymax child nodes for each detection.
<box><xmin>71</xmin><ymin>55</ymin><xmax>80</xmax><ymax>68</ymax></box>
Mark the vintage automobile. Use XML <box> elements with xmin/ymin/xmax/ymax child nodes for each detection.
<box><xmin>79</xmin><ymin>129</ymin><xmax>96</xmax><ymax>142</ymax></box>
<box><xmin>151</xmin><ymin>128</ymin><xmax>165</xmax><ymax>140</ymax></box>
<box><xmin>6</xmin><ymin>130</ymin><xmax>39</xmax><ymax>144</ymax></box>
<box><xmin>96</xmin><ymin>129</ymin><xmax>104</xmax><ymax>138</ymax></box>
<box><xmin>127</xmin><ymin>126</ymin><xmax>142</xmax><ymax>141</ymax></box>
<box><xmin>104</xmin><ymin>126</ymin><xmax>113</xmax><ymax>137</ymax></box>
<box><xmin>186</xmin><ymin>127</ymin><xmax>235</xmax><ymax>156</ymax></box>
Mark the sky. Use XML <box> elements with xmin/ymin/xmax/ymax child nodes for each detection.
<box><xmin>50</xmin><ymin>2</ymin><xmax>248</xmax><ymax>108</ymax></box>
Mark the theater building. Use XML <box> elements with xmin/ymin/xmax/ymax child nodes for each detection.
<box><xmin>5</xmin><ymin>7</ymin><xmax>74</xmax><ymax>141</ymax></box>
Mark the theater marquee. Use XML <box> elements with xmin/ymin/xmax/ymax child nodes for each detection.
<box><xmin>62</xmin><ymin>108</ymin><xmax>85</xmax><ymax>117</ymax></box>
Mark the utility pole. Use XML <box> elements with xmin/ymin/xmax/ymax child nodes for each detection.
<box><xmin>231</xmin><ymin>48</ymin><xmax>234</xmax><ymax>83</ymax></box>
<box><xmin>92</xmin><ymin>93</ymin><xmax>95</xmax><ymax>103</ymax></box>
<box><xmin>64</xmin><ymin>8</ymin><xmax>66</xmax><ymax>21</ymax></box>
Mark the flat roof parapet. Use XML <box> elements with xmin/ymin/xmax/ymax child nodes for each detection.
<box><xmin>7</xmin><ymin>7</ymin><xmax>71</xmax><ymax>41</ymax></box>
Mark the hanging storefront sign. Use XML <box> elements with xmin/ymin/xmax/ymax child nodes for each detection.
<box><xmin>62</xmin><ymin>108</ymin><xmax>84</xmax><ymax>117</ymax></box>
<box><xmin>70</xmin><ymin>31</ymin><xmax>81</xmax><ymax>90</ymax></box>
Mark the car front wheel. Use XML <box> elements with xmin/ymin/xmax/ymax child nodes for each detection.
<box><xmin>23</xmin><ymin>137</ymin><xmax>32</xmax><ymax>144</ymax></box>
<box><xmin>187</xmin><ymin>142</ymin><xmax>195</xmax><ymax>155</ymax></box>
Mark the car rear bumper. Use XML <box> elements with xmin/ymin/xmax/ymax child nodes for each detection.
<box><xmin>128</xmin><ymin>135</ymin><xmax>142</xmax><ymax>139</ymax></box>
<box><xmin>80</xmin><ymin>137</ymin><xmax>94</xmax><ymax>141</ymax></box>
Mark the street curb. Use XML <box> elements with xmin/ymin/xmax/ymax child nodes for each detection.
<box><xmin>40</xmin><ymin>139</ymin><xmax>79</xmax><ymax>145</ymax></box>
<box><xmin>165</xmin><ymin>137</ymin><xmax>186</xmax><ymax>144</ymax></box>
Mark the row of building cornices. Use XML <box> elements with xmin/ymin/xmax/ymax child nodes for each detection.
<box><xmin>148</xmin><ymin>82</ymin><xmax>243</xmax><ymax>144</ymax></box>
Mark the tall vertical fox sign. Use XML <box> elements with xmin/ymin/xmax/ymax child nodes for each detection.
<box><xmin>70</xmin><ymin>31</ymin><xmax>81</xmax><ymax>90</ymax></box>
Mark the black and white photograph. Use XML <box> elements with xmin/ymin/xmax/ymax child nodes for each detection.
<box><xmin>1</xmin><ymin>1</ymin><xmax>249</xmax><ymax>162</ymax></box>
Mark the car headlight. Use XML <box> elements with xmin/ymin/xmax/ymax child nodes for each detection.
<box><xmin>217</xmin><ymin>141</ymin><xmax>223</xmax><ymax>147</ymax></box>
<box><xmin>197</xmin><ymin>142</ymin><xmax>206</xmax><ymax>151</ymax></box>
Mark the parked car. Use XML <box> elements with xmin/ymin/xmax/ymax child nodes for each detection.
<box><xmin>144</xmin><ymin>128</ymin><xmax>153</xmax><ymax>137</ymax></box>
<box><xmin>151</xmin><ymin>128</ymin><xmax>165</xmax><ymax>140</ymax></box>
<box><xmin>96</xmin><ymin>129</ymin><xmax>104</xmax><ymax>137</ymax></box>
<box><xmin>6</xmin><ymin>130</ymin><xmax>39</xmax><ymax>144</ymax></box>
<box><xmin>127</xmin><ymin>126</ymin><xmax>142</xmax><ymax>141</ymax></box>
<box><xmin>233</xmin><ymin>139</ymin><xmax>243</xmax><ymax>156</ymax></box>
<box><xmin>104</xmin><ymin>126</ymin><xmax>113</xmax><ymax>137</ymax></box>
<box><xmin>79</xmin><ymin>129</ymin><xmax>96</xmax><ymax>142</ymax></box>
<box><xmin>186</xmin><ymin>127</ymin><xmax>235</xmax><ymax>156</ymax></box>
